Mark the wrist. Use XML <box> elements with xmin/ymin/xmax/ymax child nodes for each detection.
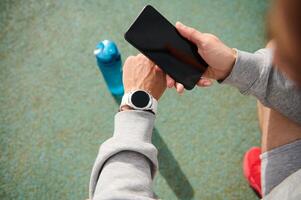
<box><xmin>227</xmin><ymin>48</ymin><xmax>237</xmax><ymax>76</ymax></box>
<box><xmin>125</xmin><ymin>88</ymin><xmax>160</xmax><ymax>101</ymax></box>
<box><xmin>119</xmin><ymin>105</ymin><xmax>155</xmax><ymax>115</ymax></box>
<box><xmin>120</xmin><ymin>105</ymin><xmax>133</xmax><ymax>111</ymax></box>
<box><xmin>219</xmin><ymin>48</ymin><xmax>237</xmax><ymax>81</ymax></box>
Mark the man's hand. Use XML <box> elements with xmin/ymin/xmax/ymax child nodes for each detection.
<box><xmin>158</xmin><ymin>22</ymin><xmax>237</xmax><ymax>94</ymax></box>
<box><xmin>123</xmin><ymin>54</ymin><xmax>166</xmax><ymax>100</ymax></box>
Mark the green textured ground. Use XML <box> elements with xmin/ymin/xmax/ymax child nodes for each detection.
<box><xmin>0</xmin><ymin>0</ymin><xmax>269</xmax><ymax>199</ymax></box>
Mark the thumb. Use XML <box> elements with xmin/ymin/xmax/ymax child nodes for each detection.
<box><xmin>197</xmin><ymin>77</ymin><xmax>213</xmax><ymax>87</ymax></box>
<box><xmin>197</xmin><ymin>69</ymin><xmax>215</xmax><ymax>87</ymax></box>
<box><xmin>175</xmin><ymin>22</ymin><xmax>203</xmax><ymax>45</ymax></box>
<box><xmin>201</xmin><ymin>67</ymin><xmax>216</xmax><ymax>79</ymax></box>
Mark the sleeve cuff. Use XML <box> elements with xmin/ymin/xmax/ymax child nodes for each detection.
<box><xmin>89</xmin><ymin>111</ymin><xmax>158</xmax><ymax>198</ymax></box>
<box><xmin>113</xmin><ymin>110</ymin><xmax>155</xmax><ymax>143</ymax></box>
<box><xmin>221</xmin><ymin>49</ymin><xmax>273</xmax><ymax>94</ymax></box>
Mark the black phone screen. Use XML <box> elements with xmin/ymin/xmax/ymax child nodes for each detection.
<box><xmin>124</xmin><ymin>5</ymin><xmax>208</xmax><ymax>90</ymax></box>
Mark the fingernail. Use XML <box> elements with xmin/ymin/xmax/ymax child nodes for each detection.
<box><xmin>169</xmin><ymin>80</ymin><xmax>176</xmax><ymax>87</ymax></box>
<box><xmin>176</xmin><ymin>21</ymin><xmax>183</xmax><ymax>27</ymax></box>
<box><xmin>204</xmin><ymin>81</ymin><xmax>211</xmax><ymax>86</ymax></box>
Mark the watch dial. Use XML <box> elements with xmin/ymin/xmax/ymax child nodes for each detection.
<box><xmin>131</xmin><ymin>91</ymin><xmax>150</xmax><ymax>108</ymax></box>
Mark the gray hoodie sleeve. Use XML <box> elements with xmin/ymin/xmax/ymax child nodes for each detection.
<box><xmin>89</xmin><ymin>48</ymin><xmax>301</xmax><ymax>200</ymax></box>
<box><xmin>222</xmin><ymin>48</ymin><xmax>301</xmax><ymax>125</ymax></box>
<box><xmin>89</xmin><ymin>110</ymin><xmax>158</xmax><ymax>200</ymax></box>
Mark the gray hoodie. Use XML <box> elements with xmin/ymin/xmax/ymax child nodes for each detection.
<box><xmin>89</xmin><ymin>48</ymin><xmax>301</xmax><ymax>200</ymax></box>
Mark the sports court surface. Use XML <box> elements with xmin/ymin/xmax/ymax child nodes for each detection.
<box><xmin>0</xmin><ymin>0</ymin><xmax>268</xmax><ymax>199</ymax></box>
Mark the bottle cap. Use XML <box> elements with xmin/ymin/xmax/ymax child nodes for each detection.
<box><xmin>94</xmin><ymin>40</ymin><xmax>120</xmax><ymax>63</ymax></box>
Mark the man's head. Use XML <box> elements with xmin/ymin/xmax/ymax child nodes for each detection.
<box><xmin>270</xmin><ymin>0</ymin><xmax>301</xmax><ymax>85</ymax></box>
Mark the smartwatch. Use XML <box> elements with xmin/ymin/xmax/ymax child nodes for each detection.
<box><xmin>120</xmin><ymin>90</ymin><xmax>157</xmax><ymax>114</ymax></box>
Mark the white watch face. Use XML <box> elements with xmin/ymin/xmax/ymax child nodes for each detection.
<box><xmin>130</xmin><ymin>90</ymin><xmax>151</xmax><ymax>109</ymax></box>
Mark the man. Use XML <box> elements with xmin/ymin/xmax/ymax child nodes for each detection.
<box><xmin>89</xmin><ymin>0</ymin><xmax>301</xmax><ymax>199</ymax></box>
<box><xmin>88</xmin><ymin>51</ymin><xmax>300</xmax><ymax>199</ymax></box>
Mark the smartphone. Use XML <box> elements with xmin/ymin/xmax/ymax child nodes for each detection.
<box><xmin>124</xmin><ymin>5</ymin><xmax>208</xmax><ymax>90</ymax></box>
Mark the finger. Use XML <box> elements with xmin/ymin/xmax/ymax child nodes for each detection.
<box><xmin>197</xmin><ymin>78</ymin><xmax>213</xmax><ymax>87</ymax></box>
<box><xmin>137</xmin><ymin>53</ymin><xmax>145</xmax><ymax>58</ymax></box>
<box><xmin>175</xmin><ymin>21</ymin><xmax>203</xmax><ymax>44</ymax></box>
<box><xmin>137</xmin><ymin>53</ymin><xmax>150</xmax><ymax>61</ymax></box>
<box><xmin>138</xmin><ymin>53</ymin><xmax>156</xmax><ymax>67</ymax></box>
<box><xmin>155</xmin><ymin>65</ymin><xmax>163</xmax><ymax>72</ymax></box>
<box><xmin>166</xmin><ymin>74</ymin><xmax>175</xmax><ymax>88</ymax></box>
<box><xmin>126</xmin><ymin>55</ymin><xmax>135</xmax><ymax>61</ymax></box>
<box><xmin>176</xmin><ymin>83</ymin><xmax>184</xmax><ymax>94</ymax></box>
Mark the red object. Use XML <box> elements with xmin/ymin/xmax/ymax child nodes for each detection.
<box><xmin>243</xmin><ymin>147</ymin><xmax>262</xmax><ymax>198</ymax></box>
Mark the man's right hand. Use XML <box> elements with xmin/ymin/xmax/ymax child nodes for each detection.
<box><xmin>157</xmin><ymin>22</ymin><xmax>237</xmax><ymax>94</ymax></box>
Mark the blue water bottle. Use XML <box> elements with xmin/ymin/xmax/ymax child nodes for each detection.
<box><xmin>94</xmin><ymin>40</ymin><xmax>124</xmax><ymax>96</ymax></box>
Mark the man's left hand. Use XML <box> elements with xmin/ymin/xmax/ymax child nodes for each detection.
<box><xmin>123</xmin><ymin>54</ymin><xmax>166</xmax><ymax>101</ymax></box>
